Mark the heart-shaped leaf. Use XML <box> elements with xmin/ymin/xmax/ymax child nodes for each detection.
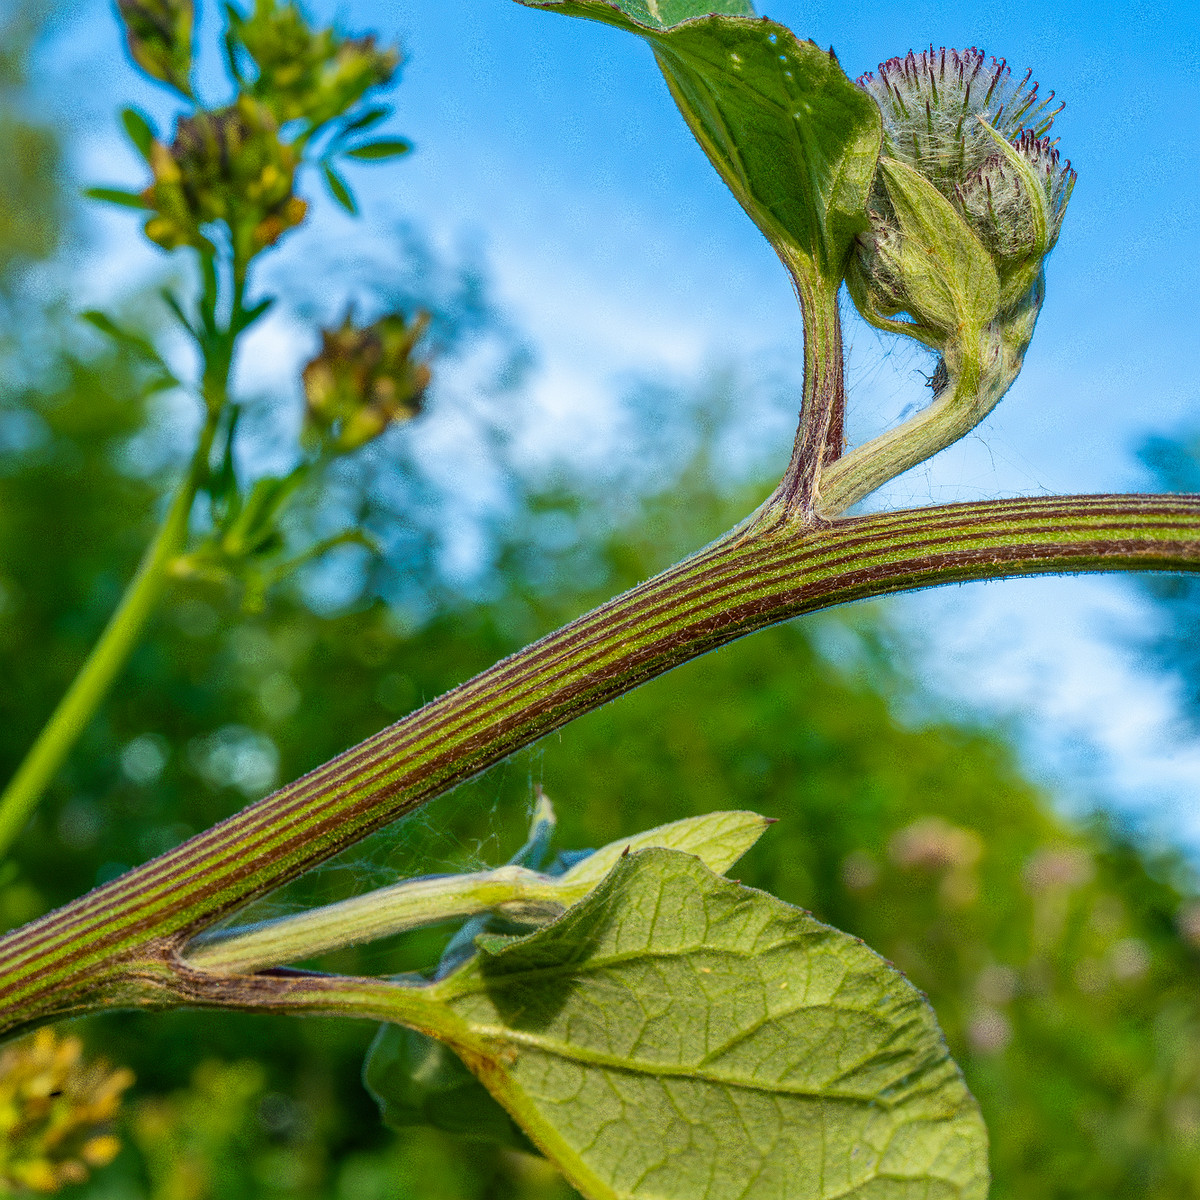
<box><xmin>363</xmin><ymin>811</ymin><xmax>773</xmax><ymax>1153</ymax></box>
<box><xmin>375</xmin><ymin>848</ymin><xmax>988</xmax><ymax>1199</ymax></box>
<box><xmin>516</xmin><ymin>1</ymin><xmax>881</xmax><ymax>295</ymax></box>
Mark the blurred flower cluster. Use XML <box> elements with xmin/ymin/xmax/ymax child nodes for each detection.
<box><xmin>142</xmin><ymin>95</ymin><xmax>306</xmax><ymax>257</ymax></box>
<box><xmin>302</xmin><ymin>311</ymin><xmax>432</xmax><ymax>452</ymax></box>
<box><xmin>0</xmin><ymin>1029</ymin><xmax>133</xmax><ymax>1194</ymax></box>
<box><xmin>226</xmin><ymin>0</ymin><xmax>399</xmax><ymax>130</ymax></box>
<box><xmin>81</xmin><ymin>0</ymin><xmax>429</xmax><ymax>615</ymax></box>
<box><xmin>98</xmin><ymin>0</ymin><xmax>409</xmax><ymax>267</ymax></box>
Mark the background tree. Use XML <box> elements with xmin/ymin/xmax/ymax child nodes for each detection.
<box><xmin>2</xmin><ymin>1</ymin><xmax>1200</xmax><ymax>1198</ymax></box>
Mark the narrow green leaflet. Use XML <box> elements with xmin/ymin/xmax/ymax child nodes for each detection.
<box><xmin>515</xmin><ymin>0</ymin><xmax>882</xmax><ymax>293</ymax></box>
<box><xmin>377</xmin><ymin>848</ymin><xmax>988</xmax><ymax>1199</ymax></box>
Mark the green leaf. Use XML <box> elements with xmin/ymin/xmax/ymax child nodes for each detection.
<box><xmin>233</xmin><ymin>296</ymin><xmax>275</xmax><ymax>335</ymax></box>
<box><xmin>121</xmin><ymin>107</ymin><xmax>156</xmax><ymax>160</ymax></box>
<box><xmin>364</xmin><ymin>811</ymin><xmax>773</xmax><ymax>1156</ymax></box>
<box><xmin>878</xmin><ymin>158</ymin><xmax>1001</xmax><ymax>334</ymax></box>
<box><xmin>364</xmin><ymin>1024</ymin><xmax>538</xmax><ymax>1152</ymax></box>
<box><xmin>221</xmin><ymin>472</ymin><xmax>304</xmax><ymax>558</ymax></box>
<box><xmin>81</xmin><ymin>311</ymin><xmax>177</xmax><ymax>383</ymax></box>
<box><xmin>321</xmin><ymin>162</ymin><xmax>358</xmax><ymax>214</ymax></box>
<box><xmin>407</xmin><ymin>848</ymin><xmax>988</xmax><ymax>1200</ymax></box>
<box><xmin>83</xmin><ymin>186</ymin><xmax>147</xmax><ymax>210</ymax></box>
<box><xmin>344</xmin><ymin>138</ymin><xmax>413</xmax><ymax>162</ymax></box>
<box><xmin>515</xmin><ymin>1</ymin><xmax>881</xmax><ymax>293</ymax></box>
<box><xmin>563</xmin><ymin>0</ymin><xmax>756</xmax><ymax>28</ymax></box>
<box><xmin>159</xmin><ymin>288</ymin><xmax>198</xmax><ymax>339</ymax></box>
<box><xmin>553</xmin><ymin>808</ymin><xmax>769</xmax><ymax>902</ymax></box>
<box><xmin>341</xmin><ymin>105</ymin><xmax>392</xmax><ymax>136</ymax></box>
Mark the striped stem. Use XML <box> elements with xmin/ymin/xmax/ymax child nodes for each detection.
<box><xmin>1</xmin><ymin>492</ymin><xmax>1199</xmax><ymax>1035</ymax></box>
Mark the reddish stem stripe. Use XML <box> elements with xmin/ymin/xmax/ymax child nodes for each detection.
<box><xmin>1</xmin><ymin>493</ymin><xmax>1198</xmax><ymax>1032</ymax></box>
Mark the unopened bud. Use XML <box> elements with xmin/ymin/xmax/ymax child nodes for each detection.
<box><xmin>229</xmin><ymin>0</ymin><xmax>400</xmax><ymax>129</ymax></box>
<box><xmin>140</xmin><ymin>96</ymin><xmax>306</xmax><ymax>257</ymax></box>
<box><xmin>116</xmin><ymin>0</ymin><xmax>194</xmax><ymax>95</ymax></box>
<box><xmin>302</xmin><ymin>311</ymin><xmax>431</xmax><ymax>452</ymax></box>
<box><xmin>850</xmin><ymin>47</ymin><xmax>1075</xmax><ymax>350</ymax></box>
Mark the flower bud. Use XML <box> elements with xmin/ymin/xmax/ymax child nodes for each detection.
<box><xmin>116</xmin><ymin>0</ymin><xmax>194</xmax><ymax>95</ymax></box>
<box><xmin>140</xmin><ymin>95</ymin><xmax>307</xmax><ymax>257</ymax></box>
<box><xmin>302</xmin><ymin>311</ymin><xmax>431</xmax><ymax>453</ymax></box>
<box><xmin>228</xmin><ymin>0</ymin><xmax>400</xmax><ymax>129</ymax></box>
<box><xmin>850</xmin><ymin>48</ymin><xmax>1075</xmax><ymax>349</ymax></box>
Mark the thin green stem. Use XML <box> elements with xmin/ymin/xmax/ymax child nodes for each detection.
<box><xmin>0</xmin><ymin>245</ymin><xmax>250</xmax><ymax>860</ymax></box>
<box><xmin>0</xmin><ymin>413</ymin><xmax>220</xmax><ymax>860</ymax></box>
<box><xmin>185</xmin><ymin>865</ymin><xmax>563</xmax><ymax>975</ymax></box>
<box><xmin>821</xmin><ymin>275</ymin><xmax>1045</xmax><ymax>518</ymax></box>
<box><xmin>1</xmin><ymin>492</ymin><xmax>1199</xmax><ymax>1035</ymax></box>
<box><xmin>817</xmin><ymin>330</ymin><xmax>987</xmax><ymax>518</ymax></box>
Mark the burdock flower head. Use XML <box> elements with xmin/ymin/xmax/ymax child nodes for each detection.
<box><xmin>849</xmin><ymin>48</ymin><xmax>1076</xmax><ymax>378</ymax></box>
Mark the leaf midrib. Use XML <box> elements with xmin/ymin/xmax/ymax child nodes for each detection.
<box><xmin>454</xmin><ymin>1022</ymin><xmax>957</xmax><ymax>1106</ymax></box>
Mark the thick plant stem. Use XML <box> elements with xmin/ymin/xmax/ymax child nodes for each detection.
<box><xmin>1</xmin><ymin>492</ymin><xmax>1199</xmax><ymax>1036</ymax></box>
<box><xmin>0</xmin><ymin>414</ymin><xmax>219</xmax><ymax>859</ymax></box>
<box><xmin>768</xmin><ymin>278</ymin><xmax>845</xmax><ymax>521</ymax></box>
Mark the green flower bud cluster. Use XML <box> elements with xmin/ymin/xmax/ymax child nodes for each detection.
<box><xmin>849</xmin><ymin>48</ymin><xmax>1075</xmax><ymax>366</ymax></box>
<box><xmin>142</xmin><ymin>95</ymin><xmax>307</xmax><ymax>257</ymax></box>
<box><xmin>0</xmin><ymin>1029</ymin><xmax>133</xmax><ymax>1194</ymax></box>
<box><xmin>116</xmin><ymin>0</ymin><xmax>194</xmax><ymax>96</ymax></box>
<box><xmin>227</xmin><ymin>0</ymin><xmax>401</xmax><ymax>131</ymax></box>
<box><xmin>302</xmin><ymin>312</ymin><xmax>432</xmax><ymax>453</ymax></box>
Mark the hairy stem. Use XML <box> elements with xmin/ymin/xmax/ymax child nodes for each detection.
<box><xmin>1</xmin><ymin>492</ymin><xmax>1199</xmax><ymax>1035</ymax></box>
<box><xmin>185</xmin><ymin>865</ymin><xmax>563</xmax><ymax>975</ymax></box>
<box><xmin>769</xmin><ymin>278</ymin><xmax>845</xmax><ymax>521</ymax></box>
<box><xmin>819</xmin><ymin>281</ymin><xmax>1043</xmax><ymax>518</ymax></box>
<box><xmin>0</xmin><ymin>413</ymin><xmax>220</xmax><ymax>859</ymax></box>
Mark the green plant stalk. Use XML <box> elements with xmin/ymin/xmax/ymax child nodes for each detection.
<box><xmin>771</xmin><ymin>278</ymin><xmax>846</xmax><ymax>519</ymax></box>
<box><xmin>1</xmin><ymin>491</ymin><xmax>1199</xmax><ymax>1036</ymax></box>
<box><xmin>818</xmin><ymin>331</ymin><xmax>988</xmax><ymax>517</ymax></box>
<box><xmin>0</xmin><ymin>245</ymin><xmax>253</xmax><ymax>861</ymax></box>
<box><xmin>0</xmin><ymin>410</ymin><xmax>220</xmax><ymax>860</ymax></box>
<box><xmin>186</xmin><ymin>864</ymin><xmax>564</xmax><ymax>974</ymax></box>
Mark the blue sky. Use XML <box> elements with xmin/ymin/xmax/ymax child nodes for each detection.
<box><xmin>40</xmin><ymin>0</ymin><xmax>1200</xmax><ymax>844</ymax></box>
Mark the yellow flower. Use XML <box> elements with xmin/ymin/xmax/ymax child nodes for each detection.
<box><xmin>0</xmin><ymin>1028</ymin><xmax>134</xmax><ymax>1194</ymax></box>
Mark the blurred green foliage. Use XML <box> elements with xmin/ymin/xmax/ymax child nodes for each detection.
<box><xmin>1140</xmin><ymin>431</ymin><xmax>1200</xmax><ymax>730</ymax></box>
<box><xmin>2</xmin><ymin>7</ymin><xmax>1200</xmax><ymax>1199</ymax></box>
<box><xmin>0</xmin><ymin>17</ymin><xmax>61</xmax><ymax>288</ymax></box>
